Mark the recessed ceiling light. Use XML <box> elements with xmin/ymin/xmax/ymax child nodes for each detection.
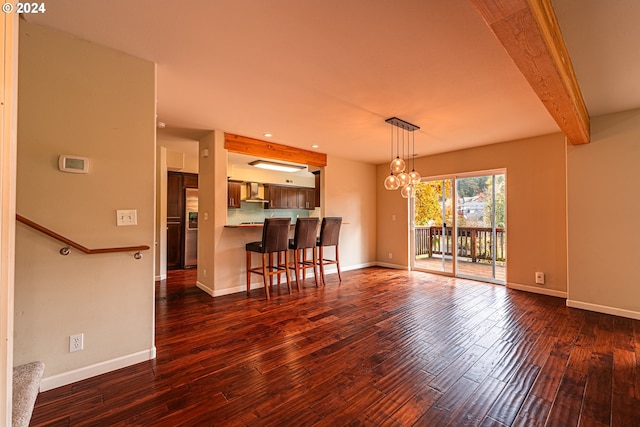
<box><xmin>263</xmin><ymin>133</ymin><xmax>272</xmax><ymax>138</ymax></box>
<box><xmin>249</xmin><ymin>160</ymin><xmax>305</xmax><ymax>173</ymax></box>
<box><xmin>311</xmin><ymin>145</ymin><xmax>319</xmax><ymax>148</ymax></box>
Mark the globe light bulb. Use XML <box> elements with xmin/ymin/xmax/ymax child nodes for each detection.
<box><xmin>401</xmin><ymin>183</ymin><xmax>414</xmax><ymax>199</ymax></box>
<box><xmin>397</xmin><ymin>172</ymin><xmax>410</xmax><ymax>187</ymax></box>
<box><xmin>384</xmin><ymin>173</ymin><xmax>400</xmax><ymax>190</ymax></box>
<box><xmin>390</xmin><ymin>157</ymin><xmax>405</xmax><ymax>174</ymax></box>
<box><xmin>409</xmin><ymin>170</ymin><xmax>421</xmax><ymax>183</ymax></box>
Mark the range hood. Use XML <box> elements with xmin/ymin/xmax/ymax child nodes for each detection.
<box><xmin>243</xmin><ymin>182</ymin><xmax>268</xmax><ymax>203</ymax></box>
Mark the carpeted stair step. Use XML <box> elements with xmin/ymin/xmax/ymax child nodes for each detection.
<box><xmin>12</xmin><ymin>361</ymin><xmax>45</xmax><ymax>427</ymax></box>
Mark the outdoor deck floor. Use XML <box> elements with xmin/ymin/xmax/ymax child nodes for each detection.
<box><xmin>414</xmin><ymin>256</ymin><xmax>506</xmax><ymax>282</ymax></box>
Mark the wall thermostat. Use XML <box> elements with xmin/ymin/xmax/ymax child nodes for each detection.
<box><xmin>58</xmin><ymin>155</ymin><xmax>89</xmax><ymax>174</ymax></box>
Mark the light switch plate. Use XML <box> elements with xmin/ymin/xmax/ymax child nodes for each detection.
<box><xmin>116</xmin><ymin>209</ymin><xmax>137</xmax><ymax>226</ymax></box>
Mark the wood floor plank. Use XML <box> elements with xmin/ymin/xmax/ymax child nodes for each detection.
<box><xmin>412</xmin><ymin>376</ymin><xmax>480</xmax><ymax>426</ymax></box>
<box><xmin>485</xmin><ymin>362</ymin><xmax>541</xmax><ymax>426</ymax></box>
<box><xmin>445</xmin><ymin>376</ymin><xmax>508</xmax><ymax>426</ymax></box>
<box><xmin>389</xmin><ymin>383</ymin><xmax>442</xmax><ymax>426</ymax></box>
<box><xmin>545</xmin><ymin>345</ymin><xmax>593</xmax><ymax>427</ymax></box>
<box><xmin>510</xmin><ymin>394</ymin><xmax>552</xmax><ymax>427</ymax></box>
<box><xmin>580</xmin><ymin>351</ymin><xmax>613</xmax><ymax>426</ymax></box>
<box><xmin>29</xmin><ymin>267</ymin><xmax>640</xmax><ymax>426</ymax></box>
<box><xmin>611</xmin><ymin>392</ymin><xmax>640</xmax><ymax>427</ymax></box>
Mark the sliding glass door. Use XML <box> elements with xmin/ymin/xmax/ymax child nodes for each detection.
<box><xmin>455</xmin><ymin>174</ymin><xmax>506</xmax><ymax>283</ymax></box>
<box><xmin>412</xmin><ymin>171</ymin><xmax>506</xmax><ymax>284</ymax></box>
<box><xmin>412</xmin><ymin>179</ymin><xmax>454</xmax><ymax>275</ymax></box>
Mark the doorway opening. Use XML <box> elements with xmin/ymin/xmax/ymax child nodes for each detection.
<box><xmin>411</xmin><ymin>171</ymin><xmax>506</xmax><ymax>284</ymax></box>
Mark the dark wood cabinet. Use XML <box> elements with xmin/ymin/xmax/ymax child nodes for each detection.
<box><xmin>227</xmin><ymin>180</ymin><xmax>242</xmax><ymax>208</ymax></box>
<box><xmin>167</xmin><ymin>172</ymin><xmax>198</xmax><ymax>270</ymax></box>
<box><xmin>264</xmin><ymin>184</ymin><xmax>279</xmax><ymax>208</ymax></box>
<box><xmin>283</xmin><ymin>187</ymin><xmax>298</xmax><ymax>209</ymax></box>
<box><xmin>167</xmin><ymin>172</ymin><xmax>183</xmax><ymax>220</ymax></box>
<box><xmin>264</xmin><ymin>184</ymin><xmax>315</xmax><ymax>210</ymax></box>
<box><xmin>314</xmin><ymin>171</ymin><xmax>321</xmax><ymax>208</ymax></box>
<box><xmin>183</xmin><ymin>174</ymin><xmax>198</xmax><ymax>188</ymax></box>
<box><xmin>298</xmin><ymin>188</ymin><xmax>315</xmax><ymax>209</ymax></box>
<box><xmin>166</xmin><ymin>222</ymin><xmax>182</xmax><ymax>269</ymax></box>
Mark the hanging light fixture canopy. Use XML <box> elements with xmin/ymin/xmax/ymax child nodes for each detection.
<box><xmin>383</xmin><ymin>117</ymin><xmax>421</xmax><ymax>197</ymax></box>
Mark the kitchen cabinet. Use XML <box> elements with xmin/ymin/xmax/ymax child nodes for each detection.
<box><xmin>298</xmin><ymin>188</ymin><xmax>315</xmax><ymax>209</ymax></box>
<box><xmin>183</xmin><ymin>174</ymin><xmax>198</xmax><ymax>188</ymax></box>
<box><xmin>264</xmin><ymin>184</ymin><xmax>315</xmax><ymax>210</ymax></box>
<box><xmin>264</xmin><ymin>185</ymin><xmax>280</xmax><ymax>208</ymax></box>
<box><xmin>314</xmin><ymin>171</ymin><xmax>321</xmax><ymax>207</ymax></box>
<box><xmin>166</xmin><ymin>222</ymin><xmax>182</xmax><ymax>269</ymax></box>
<box><xmin>227</xmin><ymin>180</ymin><xmax>242</xmax><ymax>208</ymax></box>
<box><xmin>283</xmin><ymin>187</ymin><xmax>299</xmax><ymax>209</ymax></box>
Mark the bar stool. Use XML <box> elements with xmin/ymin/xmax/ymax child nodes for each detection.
<box><xmin>316</xmin><ymin>217</ymin><xmax>342</xmax><ymax>286</ymax></box>
<box><xmin>288</xmin><ymin>217</ymin><xmax>320</xmax><ymax>290</ymax></box>
<box><xmin>246</xmin><ymin>218</ymin><xmax>292</xmax><ymax>300</ymax></box>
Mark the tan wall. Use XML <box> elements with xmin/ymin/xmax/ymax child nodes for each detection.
<box><xmin>377</xmin><ymin>133</ymin><xmax>568</xmax><ymax>294</ymax></box>
<box><xmin>323</xmin><ymin>155</ymin><xmax>377</xmax><ymax>268</ymax></box>
<box><xmin>14</xmin><ymin>22</ymin><xmax>156</xmax><ymax>385</ymax></box>
<box><xmin>195</xmin><ymin>131</ymin><xmax>218</xmax><ymax>292</ymax></box>
<box><xmin>567</xmin><ymin>108</ymin><xmax>640</xmax><ymax>317</ymax></box>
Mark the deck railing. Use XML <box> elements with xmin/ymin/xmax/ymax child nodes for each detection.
<box><xmin>415</xmin><ymin>226</ymin><xmax>506</xmax><ymax>262</ymax></box>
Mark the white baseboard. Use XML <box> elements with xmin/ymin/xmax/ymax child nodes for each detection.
<box><xmin>198</xmin><ymin>279</ymin><xmax>298</xmax><ymax>298</ymax></box>
<box><xmin>566</xmin><ymin>299</ymin><xmax>640</xmax><ymax>320</ymax></box>
<box><xmin>506</xmin><ymin>282</ymin><xmax>567</xmax><ymax>298</ymax></box>
<box><xmin>341</xmin><ymin>262</ymin><xmax>376</xmax><ymax>271</ymax></box>
<box><xmin>155</xmin><ymin>274</ymin><xmax>167</xmax><ymax>281</ymax></box>
<box><xmin>39</xmin><ymin>347</ymin><xmax>156</xmax><ymax>392</ymax></box>
<box><xmin>196</xmin><ymin>280</ymin><xmax>215</xmax><ymax>296</ymax></box>
<box><xmin>375</xmin><ymin>262</ymin><xmax>409</xmax><ymax>270</ymax></box>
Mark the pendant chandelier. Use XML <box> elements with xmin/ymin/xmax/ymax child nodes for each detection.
<box><xmin>383</xmin><ymin>117</ymin><xmax>421</xmax><ymax>198</ymax></box>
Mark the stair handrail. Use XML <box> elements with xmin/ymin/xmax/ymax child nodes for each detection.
<box><xmin>16</xmin><ymin>214</ymin><xmax>150</xmax><ymax>257</ymax></box>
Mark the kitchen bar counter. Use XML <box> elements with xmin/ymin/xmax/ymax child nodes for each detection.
<box><xmin>223</xmin><ymin>224</ymin><xmax>267</xmax><ymax>229</ymax></box>
<box><xmin>224</xmin><ymin>221</ymin><xmax>348</xmax><ymax>229</ymax></box>
<box><xmin>212</xmin><ymin>219</ymin><xmax>347</xmax><ymax>297</ymax></box>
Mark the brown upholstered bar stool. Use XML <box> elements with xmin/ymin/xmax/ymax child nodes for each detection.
<box><xmin>316</xmin><ymin>217</ymin><xmax>342</xmax><ymax>286</ymax></box>
<box><xmin>288</xmin><ymin>217</ymin><xmax>320</xmax><ymax>290</ymax></box>
<box><xmin>246</xmin><ymin>218</ymin><xmax>292</xmax><ymax>300</ymax></box>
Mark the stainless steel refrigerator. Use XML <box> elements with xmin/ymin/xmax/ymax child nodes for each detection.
<box><xmin>184</xmin><ymin>188</ymin><xmax>198</xmax><ymax>267</ymax></box>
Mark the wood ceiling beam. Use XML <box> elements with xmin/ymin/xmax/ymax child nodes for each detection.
<box><xmin>471</xmin><ymin>0</ymin><xmax>590</xmax><ymax>144</ymax></box>
<box><xmin>224</xmin><ymin>133</ymin><xmax>327</xmax><ymax>167</ymax></box>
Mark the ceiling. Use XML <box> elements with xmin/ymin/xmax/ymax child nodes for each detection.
<box><xmin>27</xmin><ymin>0</ymin><xmax>640</xmax><ymax>165</ymax></box>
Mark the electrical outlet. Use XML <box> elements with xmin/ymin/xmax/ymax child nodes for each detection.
<box><xmin>70</xmin><ymin>333</ymin><xmax>84</xmax><ymax>352</ymax></box>
<box><xmin>535</xmin><ymin>272</ymin><xmax>545</xmax><ymax>285</ymax></box>
<box><xmin>388</xmin><ymin>252</ymin><xmax>393</xmax><ymax>259</ymax></box>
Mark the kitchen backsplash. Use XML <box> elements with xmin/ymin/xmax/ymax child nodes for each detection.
<box><xmin>227</xmin><ymin>201</ymin><xmax>314</xmax><ymax>224</ymax></box>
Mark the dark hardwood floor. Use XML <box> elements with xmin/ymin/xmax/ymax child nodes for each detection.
<box><xmin>30</xmin><ymin>267</ymin><xmax>640</xmax><ymax>426</ymax></box>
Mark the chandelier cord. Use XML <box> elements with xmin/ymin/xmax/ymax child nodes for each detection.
<box><xmin>412</xmin><ymin>130</ymin><xmax>415</xmax><ymax>172</ymax></box>
<box><xmin>390</xmin><ymin>122</ymin><xmax>393</xmax><ymax>169</ymax></box>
